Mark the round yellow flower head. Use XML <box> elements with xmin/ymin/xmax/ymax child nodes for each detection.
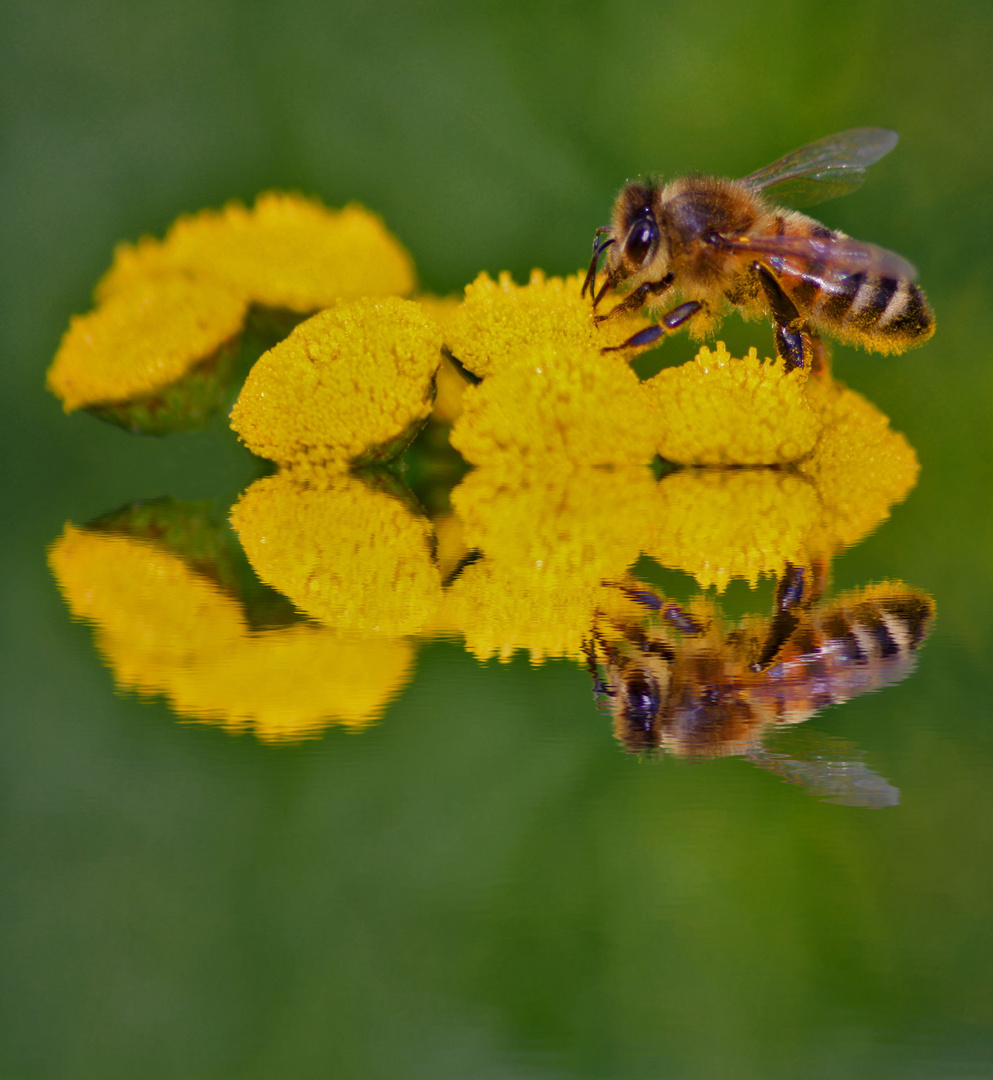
<box><xmin>646</xmin><ymin>342</ymin><xmax>822</xmax><ymax>465</ymax></box>
<box><xmin>450</xmin><ymin>343</ymin><xmax>658</xmax><ymax>469</ymax></box>
<box><xmin>48</xmin><ymin>523</ymin><xmax>414</xmax><ymax>742</ymax></box>
<box><xmin>444</xmin><ymin>269</ymin><xmax>652</xmax><ymax>378</ymax></box>
<box><xmin>230</xmin><ymin>296</ymin><xmax>443</xmax><ymax>473</ymax></box>
<box><xmin>230</xmin><ymin>472</ymin><xmax>443</xmax><ymax>637</ymax></box>
<box><xmin>799</xmin><ymin>377</ymin><xmax>919</xmax><ymax>550</ymax></box>
<box><xmin>46</xmin><ymin>274</ymin><xmax>247</xmax><ymax>413</ymax></box>
<box><xmin>97</xmin><ymin>193</ymin><xmax>416</xmax><ymax>312</ymax></box>
<box><xmin>649</xmin><ymin>467</ymin><xmax>825</xmax><ymax>591</ymax></box>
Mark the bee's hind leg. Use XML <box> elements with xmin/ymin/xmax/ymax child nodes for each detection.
<box><xmin>754</xmin><ymin>263</ymin><xmax>811</xmax><ymax>372</ymax></box>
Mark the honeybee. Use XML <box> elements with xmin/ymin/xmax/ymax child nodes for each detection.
<box><xmin>585</xmin><ymin>570</ymin><xmax>934</xmax><ymax>806</ymax></box>
<box><xmin>582</xmin><ymin>129</ymin><xmax>934</xmax><ymax>370</ymax></box>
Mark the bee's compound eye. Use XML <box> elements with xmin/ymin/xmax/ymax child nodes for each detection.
<box><xmin>624</xmin><ymin>675</ymin><xmax>660</xmax><ymax>732</ymax></box>
<box><xmin>625</xmin><ymin>215</ymin><xmax>658</xmax><ymax>267</ymax></box>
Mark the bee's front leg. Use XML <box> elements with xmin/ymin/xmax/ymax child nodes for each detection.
<box><xmin>599</xmin><ymin>297</ymin><xmax>703</xmax><ymax>353</ymax></box>
<box><xmin>593</xmin><ymin>272</ymin><xmax>675</xmax><ymax>322</ymax></box>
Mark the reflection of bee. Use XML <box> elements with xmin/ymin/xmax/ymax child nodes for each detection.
<box><xmin>582</xmin><ymin>129</ymin><xmax>934</xmax><ymax>371</ymax></box>
<box><xmin>585</xmin><ymin>570</ymin><xmax>934</xmax><ymax>806</ymax></box>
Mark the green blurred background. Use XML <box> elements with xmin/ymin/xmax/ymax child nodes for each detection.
<box><xmin>4</xmin><ymin>1</ymin><xmax>993</xmax><ymax>1077</ymax></box>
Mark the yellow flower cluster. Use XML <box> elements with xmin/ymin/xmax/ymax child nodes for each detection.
<box><xmin>230</xmin><ymin>297</ymin><xmax>442</xmax><ymax>474</ymax></box>
<box><xmin>48</xmin><ymin>524</ymin><xmax>414</xmax><ymax>742</ymax></box>
<box><xmin>47</xmin><ymin>193</ymin><xmax>415</xmax><ymax>417</ymax></box>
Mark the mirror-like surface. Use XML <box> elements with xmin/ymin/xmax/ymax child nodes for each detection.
<box><xmin>4</xmin><ymin>2</ymin><xmax>993</xmax><ymax>1078</ymax></box>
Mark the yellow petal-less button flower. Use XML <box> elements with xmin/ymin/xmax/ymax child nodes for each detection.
<box><xmin>647</xmin><ymin>343</ymin><xmax>822</xmax><ymax>465</ymax></box>
<box><xmin>230</xmin><ymin>472</ymin><xmax>443</xmax><ymax>637</ymax></box>
<box><xmin>46</xmin><ymin>274</ymin><xmax>247</xmax><ymax>413</ymax></box>
<box><xmin>649</xmin><ymin>468</ymin><xmax>824</xmax><ymax>591</ymax></box>
<box><xmin>799</xmin><ymin>377</ymin><xmax>919</xmax><ymax>550</ymax></box>
<box><xmin>48</xmin><ymin>524</ymin><xmax>414</xmax><ymax>742</ymax></box>
<box><xmin>444</xmin><ymin>269</ymin><xmax>652</xmax><ymax>378</ymax></box>
<box><xmin>97</xmin><ymin>193</ymin><xmax>416</xmax><ymax>312</ymax></box>
<box><xmin>230</xmin><ymin>297</ymin><xmax>443</xmax><ymax>473</ymax></box>
<box><xmin>450</xmin><ymin>343</ymin><xmax>658</xmax><ymax>469</ymax></box>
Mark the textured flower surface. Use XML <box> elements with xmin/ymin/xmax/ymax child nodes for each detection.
<box><xmin>47</xmin><ymin>275</ymin><xmax>247</xmax><ymax>413</ymax></box>
<box><xmin>450</xmin><ymin>343</ymin><xmax>659</xmax><ymax>469</ymax></box>
<box><xmin>646</xmin><ymin>343</ymin><xmax>822</xmax><ymax>465</ymax></box>
<box><xmin>445</xmin><ymin>269</ymin><xmax>651</xmax><ymax>377</ymax></box>
<box><xmin>230</xmin><ymin>297</ymin><xmax>442</xmax><ymax>474</ymax></box>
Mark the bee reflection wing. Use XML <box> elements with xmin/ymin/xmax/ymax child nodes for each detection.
<box><xmin>747</xmin><ymin>732</ymin><xmax>900</xmax><ymax>808</ymax></box>
<box><xmin>741</xmin><ymin>128</ymin><xmax>899</xmax><ymax>208</ymax></box>
<box><xmin>717</xmin><ymin>231</ymin><xmax>919</xmax><ymax>282</ymax></box>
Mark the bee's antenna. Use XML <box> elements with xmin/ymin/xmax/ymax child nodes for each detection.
<box><xmin>581</xmin><ymin>229</ymin><xmax>615</xmax><ymax>299</ymax></box>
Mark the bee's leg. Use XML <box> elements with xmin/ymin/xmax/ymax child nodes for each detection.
<box><xmin>750</xmin><ymin>562</ymin><xmax>811</xmax><ymax>672</ymax></box>
<box><xmin>804</xmin><ymin>331</ymin><xmax>832</xmax><ymax>377</ymax></box>
<box><xmin>583</xmin><ymin>634</ymin><xmax>614</xmax><ymax>697</ymax></box>
<box><xmin>593</xmin><ymin>272</ymin><xmax>675</xmax><ymax>322</ymax></box>
<box><xmin>754</xmin><ymin>264</ymin><xmax>807</xmax><ymax>371</ymax></box>
<box><xmin>607</xmin><ymin>581</ymin><xmax>706</xmax><ymax>635</ymax></box>
<box><xmin>600</xmin><ymin>299</ymin><xmax>703</xmax><ymax>353</ymax></box>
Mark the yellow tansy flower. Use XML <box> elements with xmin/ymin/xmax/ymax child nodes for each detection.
<box><xmin>450</xmin><ymin>343</ymin><xmax>658</xmax><ymax>469</ymax></box>
<box><xmin>800</xmin><ymin>377</ymin><xmax>919</xmax><ymax>550</ymax></box>
<box><xmin>97</xmin><ymin>193</ymin><xmax>416</xmax><ymax>312</ymax></box>
<box><xmin>48</xmin><ymin>524</ymin><xmax>414</xmax><ymax>742</ymax></box>
<box><xmin>46</xmin><ymin>274</ymin><xmax>246</xmax><ymax>414</ymax></box>
<box><xmin>647</xmin><ymin>343</ymin><xmax>822</xmax><ymax>465</ymax></box>
<box><xmin>230</xmin><ymin>296</ymin><xmax>442</xmax><ymax>473</ymax></box>
<box><xmin>444</xmin><ymin>269</ymin><xmax>652</xmax><ymax>378</ymax></box>
<box><xmin>230</xmin><ymin>472</ymin><xmax>443</xmax><ymax>637</ymax></box>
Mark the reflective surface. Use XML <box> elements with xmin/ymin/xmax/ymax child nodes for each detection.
<box><xmin>5</xmin><ymin>2</ymin><xmax>993</xmax><ymax>1077</ymax></box>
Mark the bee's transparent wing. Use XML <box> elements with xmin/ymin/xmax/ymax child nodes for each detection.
<box><xmin>716</xmin><ymin>231</ymin><xmax>918</xmax><ymax>282</ymax></box>
<box><xmin>742</xmin><ymin>128</ymin><xmax>899</xmax><ymax>208</ymax></box>
<box><xmin>747</xmin><ymin>731</ymin><xmax>900</xmax><ymax>808</ymax></box>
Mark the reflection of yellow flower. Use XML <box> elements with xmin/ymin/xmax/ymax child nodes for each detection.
<box><xmin>645</xmin><ymin>380</ymin><xmax>918</xmax><ymax>590</ymax></box>
<box><xmin>97</xmin><ymin>193</ymin><xmax>416</xmax><ymax>311</ymax></box>
<box><xmin>647</xmin><ymin>343</ymin><xmax>821</xmax><ymax>465</ymax></box>
<box><xmin>799</xmin><ymin>377</ymin><xmax>919</xmax><ymax>550</ymax></box>
<box><xmin>231</xmin><ymin>472</ymin><xmax>443</xmax><ymax>636</ymax></box>
<box><xmin>444</xmin><ymin>269</ymin><xmax>652</xmax><ymax>377</ymax></box>
<box><xmin>450</xmin><ymin>344</ymin><xmax>658</xmax><ymax>469</ymax></box>
<box><xmin>650</xmin><ymin>468</ymin><xmax>823</xmax><ymax>591</ymax></box>
<box><xmin>48</xmin><ymin>524</ymin><xmax>414</xmax><ymax>742</ymax></box>
<box><xmin>46</xmin><ymin>275</ymin><xmax>246</xmax><ymax>412</ymax></box>
<box><xmin>230</xmin><ymin>297</ymin><xmax>442</xmax><ymax>473</ymax></box>
<box><xmin>438</xmin><ymin>467</ymin><xmax>658</xmax><ymax>662</ymax></box>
